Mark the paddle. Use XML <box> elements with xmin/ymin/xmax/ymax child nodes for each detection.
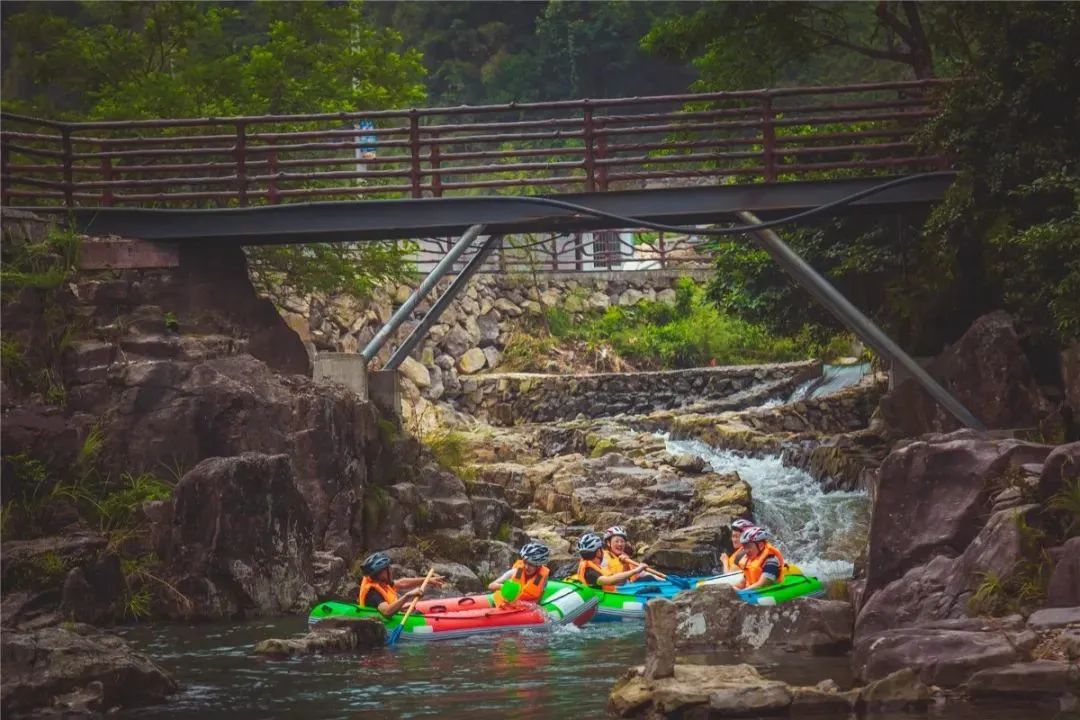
<box><xmin>626</xmin><ymin>560</ymin><xmax>695</xmax><ymax>589</ymax></box>
<box><xmin>386</xmin><ymin>567</ymin><xmax>435</xmax><ymax>646</ymax></box>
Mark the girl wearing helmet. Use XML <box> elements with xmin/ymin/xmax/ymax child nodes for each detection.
<box><xmin>575</xmin><ymin>532</ymin><xmax>649</xmax><ymax>591</ymax></box>
<box><xmin>601</xmin><ymin>526</ymin><xmax>647</xmax><ymax>582</ymax></box>
<box><xmin>357</xmin><ymin>551</ymin><xmax>444</xmax><ymax>617</ymax></box>
<box><xmin>489</xmin><ymin>542</ymin><xmax>552</xmax><ymax>606</ymax></box>
<box><xmin>733</xmin><ymin>527</ymin><xmax>785</xmax><ymax>591</ymax></box>
<box><xmin>722</xmin><ymin>518</ymin><xmax>755</xmax><ymax>573</ymax></box>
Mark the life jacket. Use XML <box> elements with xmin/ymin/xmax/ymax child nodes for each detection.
<box><xmin>576</xmin><ymin>557</ymin><xmax>609</xmax><ymax>590</ymax></box>
<box><xmin>357</xmin><ymin>576</ymin><xmax>398</xmax><ymax>607</ymax></box>
<box><xmin>603</xmin><ymin>549</ymin><xmax>629</xmax><ymax>574</ymax></box>
<box><xmin>743</xmin><ymin>543</ymin><xmax>785</xmax><ymax>587</ymax></box>
<box><xmin>724</xmin><ymin>548</ymin><xmax>748</xmax><ymax>573</ymax></box>
<box><xmin>493</xmin><ymin>560</ymin><xmax>550</xmax><ymax>606</ymax></box>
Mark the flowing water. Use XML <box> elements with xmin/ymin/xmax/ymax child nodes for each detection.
<box><xmin>112</xmin><ymin>363</ymin><xmax>962</xmax><ymax>719</ymax></box>
<box><xmin>664</xmin><ymin>440</ymin><xmax>870</xmax><ymax>581</ymax></box>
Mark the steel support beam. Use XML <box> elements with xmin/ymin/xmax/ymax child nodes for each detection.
<box><xmin>360</xmin><ymin>223</ymin><xmax>485</xmax><ymax>362</ymax></box>
<box><xmin>735</xmin><ymin>210</ymin><xmax>985</xmax><ymax>430</ymax></box>
<box><xmin>385</xmin><ymin>234</ymin><xmax>503</xmax><ymax>371</ymax></box>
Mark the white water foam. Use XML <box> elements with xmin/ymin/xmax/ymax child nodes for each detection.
<box><xmin>665</xmin><ymin>438</ymin><xmax>869</xmax><ymax>581</ymax></box>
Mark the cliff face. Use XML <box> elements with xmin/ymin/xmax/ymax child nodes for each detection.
<box><xmin>1</xmin><ymin>219</ymin><xmax>522</xmax><ymax>626</ymax></box>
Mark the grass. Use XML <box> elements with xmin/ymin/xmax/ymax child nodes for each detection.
<box><xmin>1048</xmin><ymin>476</ymin><xmax>1080</xmax><ymax>538</ymax></box>
<box><xmin>422</xmin><ymin>428</ymin><xmax>476</xmax><ymax>481</ymax></box>
<box><xmin>494</xmin><ymin>521</ymin><xmax>513</xmax><ymax>543</ymax></box>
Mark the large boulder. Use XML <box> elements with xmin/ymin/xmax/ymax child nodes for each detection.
<box><xmin>965</xmin><ymin>660</ymin><xmax>1080</xmax><ymax>702</ymax></box>
<box><xmin>1045</xmin><ymin>537</ymin><xmax>1080</xmax><ymax>608</ymax></box>
<box><xmin>856</xmin><ymin>504</ymin><xmax>1040</xmax><ymax>635</ymax></box>
<box><xmin>0</xmin><ymin>623</ymin><xmax>177</xmax><ymax>716</ymax></box>
<box><xmin>878</xmin><ymin>311</ymin><xmax>1050</xmax><ymax>436</ymax></box>
<box><xmin>863</xmin><ymin>434</ymin><xmax>1051</xmax><ymax>602</ymax></box>
<box><xmin>161</xmin><ymin>453</ymin><xmax>317</xmax><ymax>619</ymax></box>
<box><xmin>852</xmin><ymin>616</ymin><xmax>1036</xmax><ymax>686</ymax></box>
<box><xmin>673</xmin><ymin>585</ymin><xmax>853</xmax><ymax>655</ymax></box>
<box><xmin>253</xmin><ymin>617</ymin><xmax>385</xmax><ymax>658</ymax></box>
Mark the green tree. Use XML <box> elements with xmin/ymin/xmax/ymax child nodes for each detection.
<box><xmin>1</xmin><ymin>0</ymin><xmax>425</xmax><ymax>303</ymax></box>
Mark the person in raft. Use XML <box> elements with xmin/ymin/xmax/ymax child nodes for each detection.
<box><xmin>721</xmin><ymin>518</ymin><xmax>756</xmax><ymax>573</ymax></box>
<box><xmin>575</xmin><ymin>532</ymin><xmax>647</xmax><ymax>590</ymax></box>
<box><xmin>601</xmin><ymin>526</ymin><xmax>648</xmax><ymax>582</ymax></box>
<box><xmin>732</xmin><ymin>527</ymin><xmax>785</xmax><ymax>591</ymax></box>
<box><xmin>357</xmin><ymin>552</ymin><xmax>444</xmax><ymax>617</ymax></box>
<box><xmin>488</xmin><ymin>542</ymin><xmax>552</xmax><ymax>606</ymax></box>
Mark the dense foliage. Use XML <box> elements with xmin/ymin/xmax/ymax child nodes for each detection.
<box><xmin>1</xmin><ymin>0</ymin><xmax>423</xmax><ymax>302</ymax></box>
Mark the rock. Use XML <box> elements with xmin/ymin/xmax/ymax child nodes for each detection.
<box><xmin>655</xmin><ymin>289</ymin><xmax>677</xmax><ymax>306</ymax></box>
<box><xmin>643</xmin><ymin>526</ymin><xmax>724</xmax><ymax>574</ymax></box>
<box><xmin>644</xmin><ymin>599</ymin><xmax>677</xmax><ymax>680</ymax></box>
<box><xmin>671</xmin><ymin>453</ymin><xmax>706</xmax><ymax>473</ymax></box>
<box><xmin>253</xmin><ymin>617</ymin><xmax>385</xmax><ymax>658</ymax></box>
<box><xmin>587</xmin><ymin>292</ymin><xmax>610</xmax><ymax>311</ymax></box>
<box><xmin>965</xmin><ymin>660</ymin><xmax>1080</xmax><ymax>700</ymax></box>
<box><xmin>443</xmin><ymin>325</ymin><xmax>471</xmax><ymax>358</ymax></box>
<box><xmin>608</xmin><ymin>663</ymin><xmax>796</xmax><ymax>719</ymax></box>
<box><xmin>857</xmin><ymin>668</ymin><xmax>931</xmax><ymax>713</ymax></box>
<box><xmin>1</xmin><ymin>532</ymin><xmax>108</xmax><ymax>592</ymax></box>
<box><xmin>853</xmin><ymin>619</ymin><xmax>1034</xmax><ymax>686</ymax></box>
<box><xmin>394</xmin><ymin>284</ymin><xmax>413</xmax><ymax>303</ymax></box>
<box><xmin>863</xmin><ymin>434</ymin><xmax>1052</xmax><ymax>601</ymax></box>
<box><xmin>476</xmin><ymin>314</ymin><xmax>501</xmax><ymax>347</ymax></box>
<box><xmin>430</xmin><ymin>561</ymin><xmax>483</xmax><ymax>593</ymax></box>
<box><xmin>0</xmin><ymin>624</ymin><xmax>177</xmax><ymax>716</ymax></box>
<box><xmin>161</xmin><ymin>453</ymin><xmax>317</xmax><ymax>619</ymax></box>
<box><xmin>312</xmin><ymin>550</ymin><xmax>348</xmax><ymax>600</ymax></box>
<box><xmin>58</xmin><ymin>554</ymin><xmax>125</xmax><ymax>625</ymax></box>
<box><xmin>619</xmin><ymin>289</ymin><xmax>644</xmax><ymax>306</ymax></box>
<box><xmin>482</xmin><ymin>346</ymin><xmax>502</xmax><ymax>370</ymax></box>
<box><xmin>1028</xmin><ymin>607</ymin><xmax>1080</xmax><ymax>631</ymax></box>
<box><xmin>435</xmin><ymin>354</ymin><xmax>455</xmax><ymax>370</ymax></box>
<box><xmin>458</xmin><ymin>348</ymin><xmax>487</xmax><ymax>375</ymax></box>
<box><xmin>879</xmin><ymin>312</ymin><xmax>1051</xmax><ymax>436</ymax></box>
<box><xmin>494</xmin><ymin>298</ymin><xmax>522</xmax><ymax>317</ymax></box>
<box><xmin>672</xmin><ymin>586</ymin><xmax>853</xmax><ymax>655</ymax></box>
<box><xmin>398</xmin><ymin>357</ymin><xmax>431</xmax><ymax>388</ymax></box>
<box><xmin>856</xmin><ymin>504</ymin><xmax>1040</xmax><ymax>635</ymax></box>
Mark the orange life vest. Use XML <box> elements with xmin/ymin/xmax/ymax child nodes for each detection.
<box><xmin>358</xmin><ymin>577</ymin><xmax>399</xmax><ymax>607</ymax></box>
<box><xmin>604</xmin><ymin>549</ymin><xmax>646</xmax><ymax>584</ymax></box>
<box><xmin>493</xmin><ymin>560</ymin><xmax>550</xmax><ymax>606</ymax></box>
<box><xmin>742</xmin><ymin>543</ymin><xmax>785</xmax><ymax>587</ymax></box>
<box><xmin>724</xmin><ymin>549</ymin><xmax>749</xmax><ymax>573</ymax></box>
<box><xmin>576</xmin><ymin>557</ymin><xmax>610</xmax><ymax>590</ymax></box>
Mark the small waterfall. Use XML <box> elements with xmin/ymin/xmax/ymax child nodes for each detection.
<box><xmin>666</xmin><ymin>439</ymin><xmax>870</xmax><ymax>581</ymax></box>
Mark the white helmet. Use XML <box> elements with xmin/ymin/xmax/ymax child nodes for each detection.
<box><xmin>603</xmin><ymin>526</ymin><xmax>628</xmax><ymax>542</ymax></box>
<box><xmin>739</xmin><ymin>527</ymin><xmax>772</xmax><ymax>545</ymax></box>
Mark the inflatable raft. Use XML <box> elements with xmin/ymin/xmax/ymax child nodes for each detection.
<box><xmin>696</xmin><ymin>569</ymin><xmax>825</xmax><ymax>606</ymax></box>
<box><xmin>308</xmin><ymin>582</ymin><xmax>598</xmax><ymax>641</ymax></box>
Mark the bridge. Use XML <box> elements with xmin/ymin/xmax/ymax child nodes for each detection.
<box><xmin>1</xmin><ymin>79</ymin><xmax>952</xmax><ymax>242</ymax></box>
<box><xmin>0</xmin><ymin>77</ymin><xmax>982</xmax><ymax>430</ymax></box>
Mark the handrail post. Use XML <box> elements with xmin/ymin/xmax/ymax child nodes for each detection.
<box><xmin>61</xmin><ymin>127</ymin><xmax>74</xmax><ymax>207</ymax></box>
<box><xmin>596</xmin><ymin>120</ymin><xmax>608</xmax><ymax>192</ymax></box>
<box><xmin>574</xmin><ymin>232</ymin><xmax>583</xmax><ymax>272</ymax></box>
<box><xmin>429</xmin><ymin>130</ymin><xmax>442</xmax><ymax>198</ymax></box>
<box><xmin>1</xmin><ymin>137</ymin><xmax>10</xmax><ymax>207</ymax></box>
<box><xmin>408</xmin><ymin>111</ymin><xmax>422</xmax><ymax>198</ymax></box>
<box><xmin>267</xmin><ymin>137</ymin><xmax>279</xmax><ymax>205</ymax></box>
<box><xmin>658</xmin><ymin>232</ymin><xmax>667</xmax><ymax>270</ymax></box>
<box><xmin>235</xmin><ymin>122</ymin><xmax>248</xmax><ymax>206</ymax></box>
<box><xmin>583</xmin><ymin>105</ymin><xmax>596</xmax><ymax>193</ymax></box>
<box><xmin>761</xmin><ymin>93</ymin><xmax>777</xmax><ymax>183</ymax></box>
<box><xmin>100</xmin><ymin>139</ymin><xmax>114</xmax><ymax>207</ymax></box>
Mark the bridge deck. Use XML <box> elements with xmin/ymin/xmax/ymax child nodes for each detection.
<box><xmin>47</xmin><ymin>174</ymin><xmax>952</xmax><ymax>244</ymax></box>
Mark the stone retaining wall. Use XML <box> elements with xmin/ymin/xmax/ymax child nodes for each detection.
<box><xmin>451</xmin><ymin>361</ymin><xmax>819</xmax><ymax>425</ymax></box>
<box><xmin>287</xmin><ymin>269</ymin><xmax>712</xmax><ymax>406</ymax></box>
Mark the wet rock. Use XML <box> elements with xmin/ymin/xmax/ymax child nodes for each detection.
<box><xmin>1</xmin><ymin>533</ymin><xmax>108</xmax><ymax>593</ymax></box>
<box><xmin>312</xmin><ymin>550</ymin><xmax>349</xmax><ymax>600</ymax></box>
<box><xmin>430</xmin><ymin>561</ymin><xmax>482</xmax><ymax>593</ymax></box>
<box><xmin>857</xmin><ymin>668</ymin><xmax>931</xmax><ymax>713</ymax></box>
<box><xmin>642</xmin><ymin>525</ymin><xmax>724</xmax><ymax>574</ymax></box>
<box><xmin>253</xmin><ymin>617</ymin><xmax>385</xmax><ymax>658</ymax></box>
<box><xmin>644</xmin><ymin>599</ymin><xmax>677</xmax><ymax>680</ymax></box>
<box><xmin>863</xmin><ymin>434</ymin><xmax>1052</xmax><ymax>602</ymax></box>
<box><xmin>672</xmin><ymin>586</ymin><xmax>853</xmax><ymax>655</ymax></box>
<box><xmin>161</xmin><ymin>453</ymin><xmax>317</xmax><ymax>619</ymax></box>
<box><xmin>853</xmin><ymin>617</ymin><xmax>1035</xmax><ymax>686</ymax></box>
<box><xmin>965</xmin><ymin>660</ymin><xmax>1080</xmax><ymax>701</ymax></box>
<box><xmin>0</xmin><ymin>623</ymin><xmax>177</xmax><ymax>716</ymax></box>
<box><xmin>878</xmin><ymin>311</ymin><xmax>1051</xmax><ymax>436</ymax></box>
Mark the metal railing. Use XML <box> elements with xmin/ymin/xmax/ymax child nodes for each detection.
<box><xmin>0</xmin><ymin>79</ymin><xmax>952</xmax><ymax>209</ymax></box>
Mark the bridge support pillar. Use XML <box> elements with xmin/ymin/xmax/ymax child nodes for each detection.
<box><xmin>313</xmin><ymin>352</ymin><xmax>368</xmax><ymax>399</ymax></box>
<box><xmin>368</xmin><ymin>370</ymin><xmax>402</xmax><ymax>420</ymax></box>
<box><xmin>735</xmin><ymin>211</ymin><xmax>985</xmax><ymax>430</ymax></box>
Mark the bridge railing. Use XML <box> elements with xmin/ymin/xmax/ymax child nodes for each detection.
<box><xmin>1</xmin><ymin>79</ymin><xmax>952</xmax><ymax>209</ymax></box>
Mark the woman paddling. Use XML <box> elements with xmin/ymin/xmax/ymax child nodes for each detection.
<box><xmin>574</xmin><ymin>532</ymin><xmax>648</xmax><ymax>591</ymax></box>
<box><xmin>357</xmin><ymin>552</ymin><xmax>444</xmax><ymax>617</ymax></box>
<box><xmin>488</xmin><ymin>542</ymin><xmax>552</xmax><ymax>606</ymax></box>
<box><xmin>601</xmin><ymin>526</ymin><xmax>649</xmax><ymax>582</ymax></box>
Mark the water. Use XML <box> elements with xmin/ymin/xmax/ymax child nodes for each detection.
<box><xmin>759</xmin><ymin>362</ymin><xmax>871</xmax><ymax>408</ymax></box>
<box><xmin>118</xmin><ymin>619</ymin><xmax>645</xmax><ymax>720</ymax></box>
<box><xmin>665</xmin><ymin>439</ymin><xmax>870</xmax><ymax>581</ymax></box>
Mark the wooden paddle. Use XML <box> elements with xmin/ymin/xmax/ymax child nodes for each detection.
<box><xmin>386</xmin><ymin>567</ymin><xmax>435</xmax><ymax>646</ymax></box>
